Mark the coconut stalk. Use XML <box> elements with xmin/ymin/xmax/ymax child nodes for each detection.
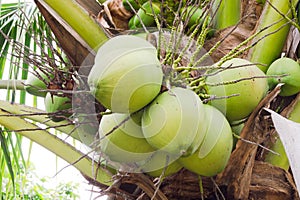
<box><xmin>247</xmin><ymin>0</ymin><xmax>298</xmax><ymax>72</ymax></box>
<box><xmin>40</xmin><ymin>0</ymin><xmax>108</xmax><ymax>50</ymax></box>
<box><xmin>0</xmin><ymin>105</ymin><xmax>113</xmax><ymax>187</ymax></box>
<box><xmin>0</xmin><ymin>80</ymin><xmax>24</xmax><ymax>90</ymax></box>
<box><xmin>211</xmin><ymin>0</ymin><xmax>241</xmax><ymax>30</ymax></box>
<box><xmin>0</xmin><ymin>100</ymin><xmax>80</xmax><ymax>140</ymax></box>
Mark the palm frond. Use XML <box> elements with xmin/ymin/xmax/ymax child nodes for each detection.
<box><xmin>0</xmin><ymin>1</ymin><xmax>113</xmax><ymax>197</ymax></box>
<box><xmin>0</xmin><ymin>128</ymin><xmax>15</xmax><ymax>188</ymax></box>
<box><xmin>0</xmin><ymin>1</ymin><xmax>52</xmax><ymax>196</ymax></box>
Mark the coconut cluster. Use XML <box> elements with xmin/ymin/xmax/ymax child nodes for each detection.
<box><xmin>87</xmin><ymin>35</ymin><xmax>234</xmax><ymax>177</ymax></box>
<box><xmin>24</xmin><ymin>34</ymin><xmax>271</xmax><ymax>178</ymax></box>
<box><xmin>124</xmin><ymin>0</ymin><xmax>208</xmax><ymax>32</ymax></box>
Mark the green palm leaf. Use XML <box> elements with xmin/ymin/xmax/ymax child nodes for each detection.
<box><xmin>0</xmin><ymin>1</ymin><xmax>113</xmax><ymax>198</ymax></box>
<box><xmin>0</xmin><ymin>128</ymin><xmax>15</xmax><ymax>188</ymax></box>
<box><xmin>0</xmin><ymin>1</ymin><xmax>57</xmax><ymax>196</ymax></box>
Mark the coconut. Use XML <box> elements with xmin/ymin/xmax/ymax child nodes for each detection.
<box><xmin>88</xmin><ymin>35</ymin><xmax>163</xmax><ymax>113</ymax></box>
<box><xmin>98</xmin><ymin>111</ymin><xmax>155</xmax><ymax>164</ymax></box>
<box><xmin>44</xmin><ymin>93</ymin><xmax>72</xmax><ymax>122</ymax></box>
<box><xmin>25</xmin><ymin>69</ymin><xmax>49</xmax><ymax>97</ymax></box>
<box><xmin>142</xmin><ymin>87</ymin><xmax>207</xmax><ymax>157</ymax></box>
<box><xmin>181</xmin><ymin>6</ymin><xmax>205</xmax><ymax>28</ymax></box>
<box><xmin>178</xmin><ymin>104</ymin><xmax>233</xmax><ymax>177</ymax></box>
<box><xmin>266</xmin><ymin>57</ymin><xmax>300</xmax><ymax>96</ymax></box>
<box><xmin>139</xmin><ymin>151</ymin><xmax>183</xmax><ymax>178</ymax></box>
<box><xmin>133</xmin><ymin>1</ymin><xmax>161</xmax><ymax>28</ymax></box>
<box><xmin>206</xmin><ymin>58</ymin><xmax>268</xmax><ymax>121</ymax></box>
<box><xmin>122</xmin><ymin>0</ymin><xmax>148</xmax><ymax>11</ymax></box>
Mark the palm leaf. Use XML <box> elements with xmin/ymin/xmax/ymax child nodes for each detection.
<box><xmin>0</xmin><ymin>1</ymin><xmax>115</xmax><ymax>196</ymax></box>
<box><xmin>0</xmin><ymin>1</ymin><xmax>55</xmax><ymax>196</ymax></box>
<box><xmin>0</xmin><ymin>128</ymin><xmax>15</xmax><ymax>188</ymax></box>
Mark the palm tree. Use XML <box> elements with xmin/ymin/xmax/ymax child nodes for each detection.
<box><xmin>1</xmin><ymin>0</ymin><xmax>300</xmax><ymax>199</ymax></box>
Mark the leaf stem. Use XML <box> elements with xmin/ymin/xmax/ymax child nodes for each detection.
<box><xmin>0</xmin><ymin>108</ymin><xmax>113</xmax><ymax>186</ymax></box>
<box><xmin>0</xmin><ymin>80</ymin><xmax>24</xmax><ymax>90</ymax></box>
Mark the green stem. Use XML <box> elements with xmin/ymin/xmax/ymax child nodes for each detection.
<box><xmin>0</xmin><ymin>108</ymin><xmax>113</xmax><ymax>186</ymax></box>
<box><xmin>212</xmin><ymin>0</ymin><xmax>241</xmax><ymax>30</ymax></box>
<box><xmin>0</xmin><ymin>80</ymin><xmax>24</xmax><ymax>90</ymax></box>
<box><xmin>41</xmin><ymin>0</ymin><xmax>108</xmax><ymax>50</ymax></box>
<box><xmin>0</xmin><ymin>100</ymin><xmax>79</xmax><ymax>140</ymax></box>
<box><xmin>247</xmin><ymin>0</ymin><xmax>298</xmax><ymax>72</ymax></box>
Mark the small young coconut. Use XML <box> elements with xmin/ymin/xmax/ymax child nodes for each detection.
<box><xmin>98</xmin><ymin>111</ymin><xmax>155</xmax><ymax>164</ymax></box>
<box><xmin>44</xmin><ymin>93</ymin><xmax>72</xmax><ymax>122</ymax></box>
<box><xmin>178</xmin><ymin>104</ymin><xmax>233</xmax><ymax>177</ymax></box>
<box><xmin>180</xmin><ymin>6</ymin><xmax>205</xmax><ymax>28</ymax></box>
<box><xmin>25</xmin><ymin>69</ymin><xmax>50</xmax><ymax>97</ymax></box>
<box><xmin>88</xmin><ymin>35</ymin><xmax>163</xmax><ymax>113</ymax></box>
<box><xmin>142</xmin><ymin>87</ymin><xmax>207</xmax><ymax>157</ymax></box>
<box><xmin>133</xmin><ymin>1</ymin><xmax>161</xmax><ymax>28</ymax></box>
<box><xmin>206</xmin><ymin>58</ymin><xmax>268</xmax><ymax>121</ymax></box>
<box><xmin>267</xmin><ymin>57</ymin><xmax>300</xmax><ymax>96</ymax></box>
<box><xmin>122</xmin><ymin>0</ymin><xmax>148</xmax><ymax>12</ymax></box>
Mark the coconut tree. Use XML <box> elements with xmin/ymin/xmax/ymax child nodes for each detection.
<box><xmin>1</xmin><ymin>0</ymin><xmax>300</xmax><ymax>199</ymax></box>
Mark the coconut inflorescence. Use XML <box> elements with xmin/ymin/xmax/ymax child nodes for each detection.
<box><xmin>22</xmin><ymin>0</ymin><xmax>296</xmax><ymax>197</ymax></box>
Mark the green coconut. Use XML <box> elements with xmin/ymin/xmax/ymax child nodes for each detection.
<box><xmin>142</xmin><ymin>87</ymin><xmax>207</xmax><ymax>157</ymax></box>
<box><xmin>289</xmin><ymin>97</ymin><xmax>300</xmax><ymax>123</ymax></box>
<box><xmin>128</xmin><ymin>16</ymin><xmax>137</xmax><ymax>29</ymax></box>
<box><xmin>181</xmin><ymin>6</ymin><xmax>205</xmax><ymax>28</ymax></box>
<box><xmin>137</xmin><ymin>150</ymin><xmax>183</xmax><ymax>177</ymax></box>
<box><xmin>133</xmin><ymin>1</ymin><xmax>161</xmax><ymax>28</ymax></box>
<box><xmin>99</xmin><ymin>111</ymin><xmax>155</xmax><ymax>163</ymax></box>
<box><xmin>140</xmin><ymin>151</ymin><xmax>183</xmax><ymax>177</ymax></box>
<box><xmin>88</xmin><ymin>35</ymin><xmax>163</xmax><ymax>113</ymax></box>
<box><xmin>178</xmin><ymin>104</ymin><xmax>233</xmax><ymax>177</ymax></box>
<box><xmin>25</xmin><ymin>69</ymin><xmax>50</xmax><ymax>97</ymax></box>
<box><xmin>122</xmin><ymin>0</ymin><xmax>148</xmax><ymax>11</ymax></box>
<box><xmin>266</xmin><ymin>57</ymin><xmax>300</xmax><ymax>96</ymax></box>
<box><xmin>206</xmin><ymin>58</ymin><xmax>269</xmax><ymax>121</ymax></box>
<box><xmin>44</xmin><ymin>93</ymin><xmax>72</xmax><ymax>122</ymax></box>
